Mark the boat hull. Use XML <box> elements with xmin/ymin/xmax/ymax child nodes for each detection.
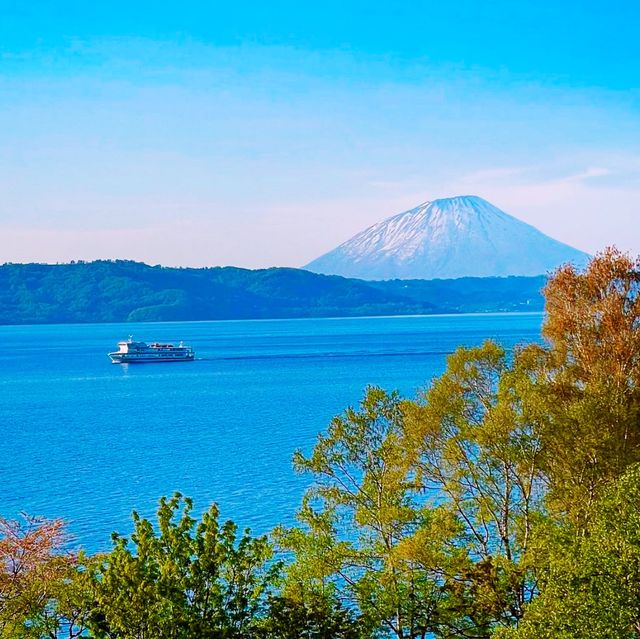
<box><xmin>109</xmin><ymin>354</ymin><xmax>195</xmax><ymax>364</ymax></box>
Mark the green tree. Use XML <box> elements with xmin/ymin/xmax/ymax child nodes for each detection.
<box><xmin>89</xmin><ymin>493</ymin><xmax>279</xmax><ymax>639</ymax></box>
<box><xmin>279</xmin><ymin>386</ymin><xmax>456</xmax><ymax>639</ymax></box>
<box><xmin>403</xmin><ymin>341</ymin><xmax>547</xmax><ymax>636</ymax></box>
<box><xmin>498</xmin><ymin>463</ymin><xmax>640</xmax><ymax>639</ymax></box>
<box><xmin>260</xmin><ymin>583</ymin><xmax>364</xmax><ymax>639</ymax></box>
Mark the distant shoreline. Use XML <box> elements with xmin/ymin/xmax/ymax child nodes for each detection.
<box><xmin>0</xmin><ymin>309</ymin><xmax>546</xmax><ymax>329</ymax></box>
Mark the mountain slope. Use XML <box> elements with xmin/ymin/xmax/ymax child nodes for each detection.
<box><xmin>304</xmin><ymin>195</ymin><xmax>590</xmax><ymax>280</ymax></box>
<box><xmin>0</xmin><ymin>260</ymin><xmax>545</xmax><ymax>325</ymax></box>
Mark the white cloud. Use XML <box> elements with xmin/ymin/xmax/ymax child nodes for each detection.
<box><xmin>442</xmin><ymin>160</ymin><xmax>640</xmax><ymax>255</ymax></box>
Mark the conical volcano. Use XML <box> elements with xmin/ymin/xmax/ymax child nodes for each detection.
<box><xmin>304</xmin><ymin>195</ymin><xmax>590</xmax><ymax>280</ymax></box>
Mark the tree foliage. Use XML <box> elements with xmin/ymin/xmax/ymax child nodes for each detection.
<box><xmin>280</xmin><ymin>386</ymin><xmax>444</xmax><ymax>639</ymax></box>
<box><xmin>89</xmin><ymin>493</ymin><xmax>279</xmax><ymax>639</ymax></box>
<box><xmin>498</xmin><ymin>463</ymin><xmax>640</xmax><ymax>639</ymax></box>
<box><xmin>403</xmin><ymin>341</ymin><xmax>547</xmax><ymax>635</ymax></box>
<box><xmin>539</xmin><ymin>247</ymin><xmax>640</xmax><ymax>524</ymax></box>
<box><xmin>260</xmin><ymin>586</ymin><xmax>364</xmax><ymax>639</ymax></box>
<box><xmin>0</xmin><ymin>515</ymin><xmax>89</xmax><ymax>638</ymax></box>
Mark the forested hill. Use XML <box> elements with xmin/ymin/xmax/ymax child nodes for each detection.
<box><xmin>0</xmin><ymin>260</ymin><xmax>546</xmax><ymax>325</ymax></box>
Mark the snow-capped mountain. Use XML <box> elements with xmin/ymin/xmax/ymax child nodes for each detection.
<box><xmin>304</xmin><ymin>195</ymin><xmax>590</xmax><ymax>280</ymax></box>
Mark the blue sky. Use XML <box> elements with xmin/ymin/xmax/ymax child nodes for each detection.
<box><xmin>1</xmin><ymin>0</ymin><xmax>639</xmax><ymax>267</ymax></box>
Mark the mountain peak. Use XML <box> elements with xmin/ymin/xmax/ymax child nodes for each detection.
<box><xmin>411</xmin><ymin>195</ymin><xmax>512</xmax><ymax>220</ymax></box>
<box><xmin>304</xmin><ymin>195</ymin><xmax>590</xmax><ymax>280</ymax></box>
<box><xmin>430</xmin><ymin>194</ymin><xmax>487</xmax><ymax>206</ymax></box>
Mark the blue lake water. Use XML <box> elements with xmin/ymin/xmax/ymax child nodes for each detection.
<box><xmin>0</xmin><ymin>313</ymin><xmax>542</xmax><ymax>552</ymax></box>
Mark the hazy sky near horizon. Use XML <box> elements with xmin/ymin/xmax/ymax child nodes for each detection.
<box><xmin>2</xmin><ymin>1</ymin><xmax>639</xmax><ymax>268</ymax></box>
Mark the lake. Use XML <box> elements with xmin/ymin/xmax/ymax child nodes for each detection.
<box><xmin>0</xmin><ymin>313</ymin><xmax>543</xmax><ymax>551</ymax></box>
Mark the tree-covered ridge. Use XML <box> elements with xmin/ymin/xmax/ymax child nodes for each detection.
<box><xmin>0</xmin><ymin>260</ymin><xmax>545</xmax><ymax>324</ymax></box>
<box><xmin>4</xmin><ymin>248</ymin><xmax>640</xmax><ymax>638</ymax></box>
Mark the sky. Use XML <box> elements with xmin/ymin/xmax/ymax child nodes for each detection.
<box><xmin>1</xmin><ymin>0</ymin><xmax>639</xmax><ymax>268</ymax></box>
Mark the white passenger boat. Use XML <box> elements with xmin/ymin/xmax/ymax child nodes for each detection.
<box><xmin>108</xmin><ymin>337</ymin><xmax>195</xmax><ymax>363</ymax></box>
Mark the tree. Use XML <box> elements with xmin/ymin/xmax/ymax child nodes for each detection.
<box><xmin>540</xmin><ymin>247</ymin><xmax>640</xmax><ymax>524</ymax></box>
<box><xmin>403</xmin><ymin>341</ymin><xmax>547</xmax><ymax>637</ymax></box>
<box><xmin>279</xmin><ymin>386</ymin><xmax>452</xmax><ymax>639</ymax></box>
<box><xmin>0</xmin><ymin>514</ymin><xmax>89</xmax><ymax>638</ymax></box>
<box><xmin>89</xmin><ymin>493</ymin><xmax>280</xmax><ymax>639</ymax></box>
<box><xmin>499</xmin><ymin>463</ymin><xmax>640</xmax><ymax>639</ymax></box>
<box><xmin>260</xmin><ymin>584</ymin><xmax>363</xmax><ymax>639</ymax></box>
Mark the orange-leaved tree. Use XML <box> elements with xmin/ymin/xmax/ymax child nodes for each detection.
<box><xmin>541</xmin><ymin>247</ymin><xmax>640</xmax><ymax>523</ymax></box>
<box><xmin>0</xmin><ymin>515</ymin><xmax>89</xmax><ymax>638</ymax></box>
